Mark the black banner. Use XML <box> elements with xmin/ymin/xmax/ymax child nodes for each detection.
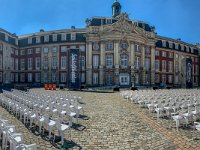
<box><xmin>186</xmin><ymin>58</ymin><xmax>193</xmax><ymax>88</ymax></box>
<box><xmin>68</xmin><ymin>49</ymin><xmax>80</xmax><ymax>89</ymax></box>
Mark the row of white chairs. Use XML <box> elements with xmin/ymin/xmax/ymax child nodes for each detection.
<box><xmin>0</xmin><ymin>89</ymin><xmax>84</xmax><ymax>148</ymax></box>
<box><xmin>121</xmin><ymin>89</ymin><xmax>200</xmax><ymax>130</ymax></box>
<box><xmin>0</xmin><ymin>117</ymin><xmax>37</xmax><ymax>150</ymax></box>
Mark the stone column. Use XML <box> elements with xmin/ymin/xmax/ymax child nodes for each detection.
<box><xmin>150</xmin><ymin>46</ymin><xmax>155</xmax><ymax>86</ymax></box>
<box><xmin>86</xmin><ymin>42</ymin><xmax>92</xmax><ymax>85</ymax></box>
<box><xmin>141</xmin><ymin>45</ymin><xmax>146</xmax><ymax>85</ymax></box>
<box><xmin>99</xmin><ymin>42</ymin><xmax>105</xmax><ymax>85</ymax></box>
<box><xmin>114</xmin><ymin>41</ymin><xmax>119</xmax><ymax>85</ymax></box>
<box><xmin>130</xmin><ymin>42</ymin><xmax>135</xmax><ymax>86</ymax></box>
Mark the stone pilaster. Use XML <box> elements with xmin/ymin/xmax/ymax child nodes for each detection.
<box><xmin>114</xmin><ymin>41</ymin><xmax>119</xmax><ymax>85</ymax></box>
<box><xmin>141</xmin><ymin>45</ymin><xmax>145</xmax><ymax>85</ymax></box>
<box><xmin>86</xmin><ymin>42</ymin><xmax>92</xmax><ymax>85</ymax></box>
<box><xmin>150</xmin><ymin>46</ymin><xmax>155</xmax><ymax>86</ymax></box>
<box><xmin>99</xmin><ymin>42</ymin><xmax>105</xmax><ymax>85</ymax></box>
<box><xmin>130</xmin><ymin>43</ymin><xmax>135</xmax><ymax>86</ymax></box>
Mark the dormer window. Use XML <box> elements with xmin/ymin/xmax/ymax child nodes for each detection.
<box><xmin>53</xmin><ymin>34</ymin><xmax>57</xmax><ymax>42</ymax></box>
<box><xmin>44</xmin><ymin>35</ymin><xmax>49</xmax><ymax>42</ymax></box>
<box><xmin>5</xmin><ymin>35</ymin><xmax>8</xmax><ymax>41</ymax></box>
<box><xmin>169</xmin><ymin>42</ymin><xmax>173</xmax><ymax>49</ymax></box>
<box><xmin>61</xmin><ymin>33</ymin><xmax>66</xmax><ymax>41</ymax></box>
<box><xmin>28</xmin><ymin>37</ymin><xmax>32</xmax><ymax>44</ymax></box>
<box><xmin>162</xmin><ymin>40</ymin><xmax>166</xmax><ymax>47</ymax></box>
<box><xmin>186</xmin><ymin>46</ymin><xmax>189</xmax><ymax>52</ymax></box>
<box><xmin>181</xmin><ymin>45</ymin><xmax>184</xmax><ymax>51</ymax></box>
<box><xmin>175</xmin><ymin>43</ymin><xmax>179</xmax><ymax>50</ymax></box>
<box><xmin>36</xmin><ymin>36</ymin><xmax>40</xmax><ymax>43</ymax></box>
<box><xmin>71</xmin><ymin>33</ymin><xmax>76</xmax><ymax>41</ymax></box>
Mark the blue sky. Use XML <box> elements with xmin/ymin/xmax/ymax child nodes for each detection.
<box><xmin>0</xmin><ymin>0</ymin><xmax>199</xmax><ymax>44</ymax></box>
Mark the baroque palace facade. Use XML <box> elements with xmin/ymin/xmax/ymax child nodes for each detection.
<box><xmin>0</xmin><ymin>0</ymin><xmax>199</xmax><ymax>88</ymax></box>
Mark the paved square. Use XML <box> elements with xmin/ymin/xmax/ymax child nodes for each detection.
<box><xmin>1</xmin><ymin>89</ymin><xmax>200</xmax><ymax>150</ymax></box>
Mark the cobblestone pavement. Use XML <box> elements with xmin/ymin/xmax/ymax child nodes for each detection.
<box><xmin>1</xmin><ymin>90</ymin><xmax>200</xmax><ymax>150</ymax></box>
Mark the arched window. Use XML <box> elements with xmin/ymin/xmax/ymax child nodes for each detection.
<box><xmin>121</xmin><ymin>54</ymin><xmax>128</xmax><ymax>67</ymax></box>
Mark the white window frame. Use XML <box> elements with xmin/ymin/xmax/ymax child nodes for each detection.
<box><xmin>51</xmin><ymin>47</ymin><xmax>57</xmax><ymax>53</ymax></box>
<box><xmin>28</xmin><ymin>49</ymin><xmax>33</xmax><ymax>54</ymax></box>
<box><xmin>121</xmin><ymin>54</ymin><xmax>128</xmax><ymax>67</ymax></box>
<box><xmin>44</xmin><ymin>35</ymin><xmax>49</xmax><ymax>42</ymax></box>
<box><xmin>81</xmin><ymin>73</ymin><xmax>85</xmax><ymax>83</ymax></box>
<box><xmin>36</xmin><ymin>48</ymin><xmax>41</xmax><ymax>53</ymax></box>
<box><xmin>28</xmin><ymin>58</ymin><xmax>32</xmax><ymax>70</ymax></box>
<box><xmin>162</xmin><ymin>60</ymin><xmax>166</xmax><ymax>71</ymax></box>
<box><xmin>20</xmin><ymin>59</ymin><xmax>25</xmax><ymax>70</ymax></box>
<box><xmin>53</xmin><ymin>34</ymin><xmax>57</xmax><ymax>42</ymax></box>
<box><xmin>93</xmin><ymin>55</ymin><xmax>99</xmax><ymax>68</ymax></box>
<box><xmin>52</xmin><ymin>57</ymin><xmax>57</xmax><ymax>69</ymax></box>
<box><xmin>61</xmin><ymin>33</ymin><xmax>67</xmax><ymax>41</ymax></box>
<box><xmin>28</xmin><ymin>37</ymin><xmax>32</xmax><ymax>44</ymax></box>
<box><xmin>93</xmin><ymin>73</ymin><xmax>99</xmax><ymax>84</ymax></box>
<box><xmin>60</xmin><ymin>73</ymin><xmax>66</xmax><ymax>82</ymax></box>
<box><xmin>80</xmin><ymin>45</ymin><xmax>85</xmax><ymax>52</ymax></box>
<box><xmin>145</xmin><ymin>57</ymin><xmax>150</xmax><ymax>70</ymax></box>
<box><xmin>162</xmin><ymin>51</ymin><xmax>166</xmax><ymax>57</ymax></box>
<box><xmin>43</xmin><ymin>57</ymin><xmax>48</xmax><ymax>69</ymax></box>
<box><xmin>35</xmin><ymin>57</ymin><xmax>41</xmax><ymax>70</ymax></box>
<box><xmin>71</xmin><ymin>33</ymin><xmax>76</xmax><ymax>41</ymax></box>
<box><xmin>28</xmin><ymin>73</ymin><xmax>32</xmax><ymax>82</ymax></box>
<box><xmin>43</xmin><ymin>73</ymin><xmax>48</xmax><ymax>83</ymax></box>
<box><xmin>162</xmin><ymin>74</ymin><xmax>166</xmax><ymax>83</ymax></box>
<box><xmin>162</xmin><ymin>40</ymin><xmax>166</xmax><ymax>47</ymax></box>
<box><xmin>135</xmin><ymin>56</ymin><xmax>140</xmax><ymax>69</ymax></box>
<box><xmin>61</xmin><ymin>56</ymin><xmax>66</xmax><ymax>70</ymax></box>
<box><xmin>36</xmin><ymin>36</ymin><xmax>40</xmax><ymax>44</ymax></box>
<box><xmin>106</xmin><ymin>42</ymin><xmax>113</xmax><ymax>50</ymax></box>
<box><xmin>155</xmin><ymin>60</ymin><xmax>159</xmax><ymax>71</ymax></box>
<box><xmin>5</xmin><ymin>35</ymin><xmax>8</xmax><ymax>41</ymax></box>
<box><xmin>106</xmin><ymin>54</ymin><xmax>113</xmax><ymax>68</ymax></box>
<box><xmin>43</xmin><ymin>47</ymin><xmax>48</xmax><ymax>53</ymax></box>
<box><xmin>51</xmin><ymin>72</ymin><xmax>56</xmax><ymax>82</ymax></box>
<box><xmin>61</xmin><ymin>46</ymin><xmax>67</xmax><ymax>52</ymax></box>
<box><xmin>35</xmin><ymin>73</ymin><xmax>41</xmax><ymax>82</ymax></box>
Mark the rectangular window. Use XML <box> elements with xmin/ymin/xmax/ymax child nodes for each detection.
<box><xmin>162</xmin><ymin>60</ymin><xmax>166</xmax><ymax>71</ymax></box>
<box><xmin>168</xmin><ymin>61</ymin><xmax>173</xmax><ymax>72</ymax></box>
<box><xmin>44</xmin><ymin>35</ymin><xmax>49</xmax><ymax>42</ymax></box>
<box><xmin>15</xmin><ymin>39</ymin><xmax>18</xmax><ymax>45</ymax></box>
<box><xmin>80</xmin><ymin>56</ymin><xmax>85</xmax><ymax>69</ymax></box>
<box><xmin>162</xmin><ymin>40</ymin><xmax>166</xmax><ymax>47</ymax></box>
<box><xmin>43</xmin><ymin>73</ymin><xmax>48</xmax><ymax>83</ymax></box>
<box><xmin>35</xmin><ymin>73</ymin><xmax>41</xmax><ymax>82</ymax></box>
<box><xmin>52</xmin><ymin>72</ymin><xmax>56</xmax><ymax>82</ymax></box>
<box><xmin>71</xmin><ymin>33</ymin><xmax>76</xmax><ymax>41</ymax></box>
<box><xmin>43</xmin><ymin>57</ymin><xmax>48</xmax><ymax>69</ymax></box>
<box><xmin>175</xmin><ymin>43</ymin><xmax>179</xmax><ymax>50</ymax></box>
<box><xmin>35</xmin><ymin>57</ymin><xmax>41</xmax><ymax>70</ymax></box>
<box><xmin>36</xmin><ymin>48</ymin><xmax>41</xmax><ymax>53</ymax></box>
<box><xmin>0</xmin><ymin>72</ymin><xmax>2</xmax><ymax>82</ymax></box>
<box><xmin>61</xmin><ymin>46</ymin><xmax>67</xmax><ymax>52</ymax></box>
<box><xmin>145</xmin><ymin>58</ymin><xmax>150</xmax><ymax>70</ymax></box>
<box><xmin>135</xmin><ymin>56</ymin><xmax>140</xmax><ymax>69</ymax></box>
<box><xmin>11</xmin><ymin>48</ymin><xmax>14</xmax><ymax>54</ymax></box>
<box><xmin>106</xmin><ymin>74</ymin><xmax>113</xmax><ymax>85</ymax></box>
<box><xmin>28</xmin><ymin>58</ymin><xmax>32</xmax><ymax>70</ymax></box>
<box><xmin>186</xmin><ymin>47</ymin><xmax>189</xmax><ymax>52</ymax></box>
<box><xmin>175</xmin><ymin>75</ymin><xmax>179</xmax><ymax>84</ymax></box>
<box><xmin>106</xmin><ymin>42</ymin><xmax>113</xmax><ymax>50</ymax></box>
<box><xmin>93</xmin><ymin>73</ymin><xmax>99</xmax><ymax>84</ymax></box>
<box><xmin>60</xmin><ymin>73</ymin><xmax>66</xmax><ymax>82</ymax></box>
<box><xmin>15</xmin><ymin>73</ymin><xmax>18</xmax><ymax>82</ymax></box>
<box><xmin>162</xmin><ymin>51</ymin><xmax>166</xmax><ymax>57</ymax></box>
<box><xmin>20</xmin><ymin>73</ymin><xmax>25</xmax><ymax>82</ymax></box>
<box><xmin>28</xmin><ymin>37</ymin><xmax>32</xmax><ymax>44</ymax></box>
<box><xmin>93</xmin><ymin>55</ymin><xmax>99</xmax><ymax>68</ymax></box>
<box><xmin>51</xmin><ymin>47</ymin><xmax>57</xmax><ymax>53</ymax></box>
<box><xmin>135</xmin><ymin>45</ymin><xmax>140</xmax><ymax>52</ymax></box>
<box><xmin>181</xmin><ymin>45</ymin><xmax>184</xmax><ymax>51</ymax></box>
<box><xmin>36</xmin><ymin>36</ymin><xmax>40</xmax><ymax>43</ymax></box>
<box><xmin>162</xmin><ymin>74</ymin><xmax>166</xmax><ymax>83</ymax></box>
<box><xmin>135</xmin><ymin>73</ymin><xmax>139</xmax><ymax>84</ymax></box>
<box><xmin>106</xmin><ymin>54</ymin><xmax>113</xmax><ymax>68</ymax></box>
<box><xmin>155</xmin><ymin>60</ymin><xmax>159</xmax><ymax>71</ymax></box>
<box><xmin>11</xmin><ymin>58</ymin><xmax>14</xmax><ymax>70</ymax></box>
<box><xmin>28</xmin><ymin>49</ymin><xmax>33</xmax><ymax>54</ymax></box>
<box><xmin>145</xmin><ymin>48</ymin><xmax>150</xmax><ymax>54</ymax></box>
<box><xmin>28</xmin><ymin>73</ymin><xmax>32</xmax><ymax>82</ymax></box>
<box><xmin>61</xmin><ymin>33</ymin><xmax>67</xmax><ymax>41</ymax></box>
<box><xmin>20</xmin><ymin>50</ymin><xmax>25</xmax><ymax>55</ymax></box>
<box><xmin>20</xmin><ymin>59</ymin><xmax>25</xmax><ymax>70</ymax></box>
<box><xmin>53</xmin><ymin>34</ymin><xmax>57</xmax><ymax>42</ymax></box>
<box><xmin>52</xmin><ymin>57</ymin><xmax>57</xmax><ymax>69</ymax></box>
<box><xmin>15</xmin><ymin>49</ymin><xmax>18</xmax><ymax>55</ymax></box>
<box><xmin>155</xmin><ymin>50</ymin><xmax>159</xmax><ymax>56</ymax></box>
<box><xmin>43</xmin><ymin>47</ymin><xmax>48</xmax><ymax>53</ymax></box>
<box><xmin>5</xmin><ymin>35</ymin><xmax>8</xmax><ymax>41</ymax></box>
<box><xmin>175</xmin><ymin>62</ymin><xmax>179</xmax><ymax>73</ymax></box>
<box><xmin>169</xmin><ymin>42</ymin><xmax>173</xmax><ymax>49</ymax></box>
<box><xmin>61</xmin><ymin>56</ymin><xmax>66</xmax><ymax>69</ymax></box>
<box><xmin>15</xmin><ymin>58</ymin><xmax>18</xmax><ymax>70</ymax></box>
<box><xmin>169</xmin><ymin>52</ymin><xmax>173</xmax><ymax>58</ymax></box>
